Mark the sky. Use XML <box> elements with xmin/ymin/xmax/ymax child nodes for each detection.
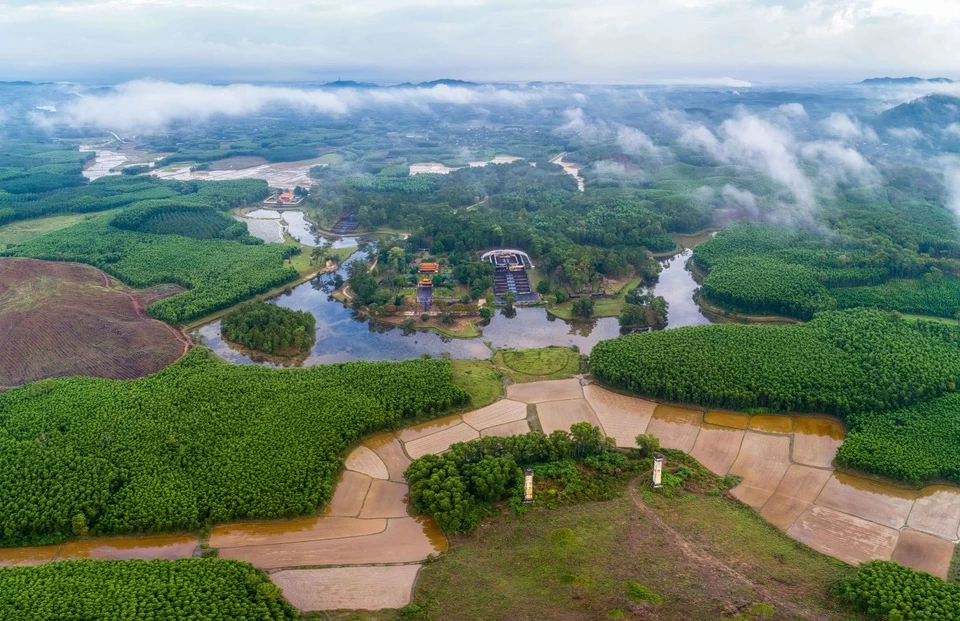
<box><xmin>1</xmin><ymin>0</ymin><xmax>959</xmax><ymax>83</ymax></box>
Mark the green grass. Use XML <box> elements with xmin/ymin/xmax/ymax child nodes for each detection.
<box><xmin>0</xmin><ymin>209</ymin><xmax>123</xmax><ymax>248</ymax></box>
<box><xmin>413</xmin><ymin>482</ymin><xmax>855</xmax><ymax>620</ymax></box>
<box><xmin>450</xmin><ymin>359</ymin><xmax>503</xmax><ymax>408</ymax></box>
<box><xmin>493</xmin><ymin>346</ymin><xmax>583</xmax><ymax>383</ymax></box>
<box><xmin>547</xmin><ymin>274</ymin><xmax>642</xmax><ymax>320</ymax></box>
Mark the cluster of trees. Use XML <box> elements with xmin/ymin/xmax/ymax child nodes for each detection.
<box><xmin>0</xmin><ymin>143</ymin><xmax>90</xmax><ymax>203</ymax></box>
<box><xmin>406</xmin><ymin>423</ymin><xmax>643</xmax><ymax>532</ymax></box>
<box><xmin>221</xmin><ymin>302</ymin><xmax>315</xmax><ymax>355</ymax></box>
<box><xmin>0</xmin><ymin>348</ymin><xmax>468</xmax><ymax>544</ymax></box>
<box><xmin>5</xmin><ymin>216</ymin><xmax>298</xmax><ymax>324</ymax></box>
<box><xmin>832</xmin><ymin>273</ymin><xmax>960</xmax><ymax>320</ymax></box>
<box><xmin>835</xmin><ymin>560</ymin><xmax>960</xmax><ymax>619</ymax></box>
<box><xmin>0</xmin><ymin>559</ymin><xmax>298</xmax><ymax>620</ymax></box>
<box><xmin>111</xmin><ymin>202</ymin><xmax>256</xmax><ymax>242</ymax></box>
<box><xmin>590</xmin><ymin>309</ymin><xmax>960</xmax><ymax>483</ymax></box>
<box><xmin>619</xmin><ymin>288</ymin><xmax>669</xmax><ymax>328</ymax></box>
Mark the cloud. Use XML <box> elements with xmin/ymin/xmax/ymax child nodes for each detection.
<box><xmin>666</xmin><ymin>106</ymin><xmax>880</xmax><ymax>222</ymax></box>
<box><xmin>800</xmin><ymin>140</ymin><xmax>879</xmax><ymax>186</ymax></box>
<box><xmin>555</xmin><ymin>108</ymin><xmax>608</xmax><ymax>142</ymax></box>
<box><xmin>820</xmin><ymin>112</ymin><xmax>878</xmax><ymax>142</ymax></box>
<box><xmin>36</xmin><ymin>79</ymin><xmax>544</xmax><ymax>133</ymax></box>
<box><xmin>886</xmin><ymin>126</ymin><xmax>924</xmax><ymax>142</ymax></box>
<box><xmin>4</xmin><ymin>1</ymin><xmax>960</xmax><ymax>83</ymax></box>
<box><xmin>616</xmin><ymin>126</ymin><xmax>657</xmax><ymax>156</ymax></box>
<box><xmin>942</xmin><ymin>158</ymin><xmax>960</xmax><ymax>222</ymax></box>
<box><xmin>776</xmin><ymin>103</ymin><xmax>807</xmax><ymax>119</ymax></box>
<box><xmin>591</xmin><ymin>160</ymin><xmax>629</xmax><ymax>177</ymax></box>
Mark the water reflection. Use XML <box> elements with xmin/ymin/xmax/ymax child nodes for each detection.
<box><xmin>653</xmin><ymin>248</ymin><xmax>711</xmax><ymax>329</ymax></box>
<box><xmin>242</xmin><ymin>209</ymin><xmax>359</xmax><ymax>249</ymax></box>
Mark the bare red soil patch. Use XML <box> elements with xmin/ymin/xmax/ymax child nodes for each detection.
<box><xmin>0</xmin><ymin>258</ymin><xmax>187</xmax><ymax>388</ymax></box>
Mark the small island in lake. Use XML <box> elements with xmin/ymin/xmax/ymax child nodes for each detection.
<box><xmin>220</xmin><ymin>302</ymin><xmax>316</xmax><ymax>356</ymax></box>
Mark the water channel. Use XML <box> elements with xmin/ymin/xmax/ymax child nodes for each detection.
<box><xmin>195</xmin><ymin>237</ymin><xmax>710</xmax><ymax>365</ymax></box>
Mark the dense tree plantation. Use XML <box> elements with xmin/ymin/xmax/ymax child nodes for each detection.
<box><xmin>0</xmin><ymin>141</ymin><xmax>269</xmax><ymax>226</ymax></box>
<box><xmin>832</xmin><ymin>275</ymin><xmax>960</xmax><ymax>320</ymax></box>
<box><xmin>835</xmin><ymin>560</ymin><xmax>960</xmax><ymax>620</ymax></box>
<box><xmin>837</xmin><ymin>393</ymin><xmax>960</xmax><ymax>484</ymax></box>
<box><xmin>221</xmin><ymin>302</ymin><xmax>316</xmax><ymax>355</ymax></box>
<box><xmin>694</xmin><ymin>220</ymin><xmax>960</xmax><ymax>320</ymax></box>
<box><xmin>0</xmin><ymin>349</ymin><xmax>468</xmax><ymax>545</ymax></box>
<box><xmin>406</xmin><ymin>423</ymin><xmax>644</xmax><ymax>532</ymax></box>
<box><xmin>111</xmin><ymin>201</ymin><xmax>256</xmax><ymax>241</ymax></box>
<box><xmin>590</xmin><ymin>309</ymin><xmax>960</xmax><ymax>483</ymax></box>
<box><xmin>4</xmin><ymin>216</ymin><xmax>298</xmax><ymax>323</ymax></box>
<box><xmin>0</xmin><ymin>559</ymin><xmax>298</xmax><ymax>620</ymax></box>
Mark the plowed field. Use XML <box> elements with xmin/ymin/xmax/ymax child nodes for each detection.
<box><xmin>0</xmin><ymin>258</ymin><xmax>187</xmax><ymax>388</ymax></box>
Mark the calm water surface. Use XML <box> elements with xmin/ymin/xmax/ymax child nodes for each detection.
<box><xmin>196</xmin><ymin>246</ymin><xmax>710</xmax><ymax>365</ymax></box>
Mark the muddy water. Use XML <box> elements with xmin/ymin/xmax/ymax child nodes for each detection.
<box><xmin>704</xmin><ymin>411</ymin><xmax>749</xmax><ymax>429</ymax></box>
<box><xmin>416</xmin><ymin>516</ymin><xmax>449</xmax><ymax>552</ymax></box>
<box><xmin>549</xmin><ymin>155</ymin><xmax>585</xmax><ymax>191</ymax></box>
<box><xmin>58</xmin><ymin>535</ymin><xmax>198</xmax><ymax>561</ymax></box>
<box><xmin>749</xmin><ymin>415</ymin><xmax>794</xmax><ymax>434</ymax></box>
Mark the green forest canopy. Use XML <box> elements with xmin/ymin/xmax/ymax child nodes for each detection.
<box><xmin>0</xmin><ymin>349</ymin><xmax>467</xmax><ymax>545</ymax></box>
<box><xmin>0</xmin><ymin>558</ymin><xmax>298</xmax><ymax>621</ymax></box>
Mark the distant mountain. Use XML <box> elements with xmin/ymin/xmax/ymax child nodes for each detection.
<box><xmin>416</xmin><ymin>79</ymin><xmax>478</xmax><ymax>88</ymax></box>
<box><xmin>878</xmin><ymin>94</ymin><xmax>960</xmax><ymax>129</ymax></box>
<box><xmin>321</xmin><ymin>80</ymin><xmax>380</xmax><ymax>89</ymax></box>
<box><xmin>391</xmin><ymin>79</ymin><xmax>480</xmax><ymax>88</ymax></box>
<box><xmin>860</xmin><ymin>77</ymin><xmax>954</xmax><ymax>85</ymax></box>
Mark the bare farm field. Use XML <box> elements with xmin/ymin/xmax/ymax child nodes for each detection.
<box><xmin>0</xmin><ymin>258</ymin><xmax>188</xmax><ymax>389</ymax></box>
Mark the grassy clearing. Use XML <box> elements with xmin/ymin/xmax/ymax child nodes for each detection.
<box><xmin>493</xmin><ymin>346</ymin><xmax>583</xmax><ymax>383</ymax></box>
<box><xmin>412</xmin><ymin>471</ymin><xmax>857</xmax><ymax>620</ymax></box>
<box><xmin>0</xmin><ymin>209</ymin><xmax>124</xmax><ymax>248</ymax></box>
<box><xmin>547</xmin><ymin>274</ymin><xmax>642</xmax><ymax>320</ymax></box>
<box><xmin>450</xmin><ymin>359</ymin><xmax>503</xmax><ymax>408</ymax></box>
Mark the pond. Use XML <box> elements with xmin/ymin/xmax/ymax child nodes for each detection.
<box><xmin>195</xmin><ymin>245</ymin><xmax>711</xmax><ymax>365</ymax></box>
<box><xmin>240</xmin><ymin>209</ymin><xmax>359</xmax><ymax>248</ymax></box>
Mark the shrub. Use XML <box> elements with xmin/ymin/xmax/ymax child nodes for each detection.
<box><xmin>624</xmin><ymin>581</ymin><xmax>661</xmax><ymax>605</ymax></box>
<box><xmin>406</xmin><ymin>424</ymin><xmax>636</xmax><ymax>533</ymax></box>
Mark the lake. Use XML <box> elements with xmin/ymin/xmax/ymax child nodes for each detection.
<box><xmin>195</xmin><ymin>246</ymin><xmax>710</xmax><ymax>365</ymax></box>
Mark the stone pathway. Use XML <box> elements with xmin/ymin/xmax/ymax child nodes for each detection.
<box><xmin>2</xmin><ymin>378</ymin><xmax>957</xmax><ymax>611</ymax></box>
